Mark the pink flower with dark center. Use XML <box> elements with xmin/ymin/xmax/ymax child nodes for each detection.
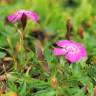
<box><xmin>7</xmin><ymin>10</ymin><xmax>39</xmax><ymax>30</ymax></box>
<box><xmin>53</xmin><ymin>40</ymin><xmax>87</xmax><ymax>63</ymax></box>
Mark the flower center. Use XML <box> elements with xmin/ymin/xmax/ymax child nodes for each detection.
<box><xmin>63</xmin><ymin>44</ymin><xmax>80</xmax><ymax>55</ymax></box>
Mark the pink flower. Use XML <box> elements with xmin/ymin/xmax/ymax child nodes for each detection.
<box><xmin>53</xmin><ymin>40</ymin><xmax>87</xmax><ymax>63</ymax></box>
<box><xmin>7</xmin><ymin>10</ymin><xmax>39</xmax><ymax>30</ymax></box>
<box><xmin>7</xmin><ymin>10</ymin><xmax>39</xmax><ymax>22</ymax></box>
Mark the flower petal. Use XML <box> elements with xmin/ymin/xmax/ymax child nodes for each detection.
<box><xmin>7</xmin><ymin>13</ymin><xmax>16</xmax><ymax>22</ymax></box>
<box><xmin>65</xmin><ymin>53</ymin><xmax>82</xmax><ymax>63</ymax></box>
<box><xmin>56</xmin><ymin>40</ymin><xmax>72</xmax><ymax>47</ymax></box>
<box><xmin>53</xmin><ymin>48</ymin><xmax>66</xmax><ymax>56</ymax></box>
<box><xmin>25</xmin><ymin>11</ymin><xmax>39</xmax><ymax>22</ymax></box>
<box><xmin>75</xmin><ymin>43</ymin><xmax>87</xmax><ymax>57</ymax></box>
<box><xmin>7</xmin><ymin>12</ymin><xmax>22</xmax><ymax>23</ymax></box>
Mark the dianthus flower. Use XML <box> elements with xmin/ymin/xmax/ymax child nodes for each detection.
<box><xmin>53</xmin><ymin>40</ymin><xmax>87</xmax><ymax>63</ymax></box>
<box><xmin>7</xmin><ymin>10</ymin><xmax>39</xmax><ymax>30</ymax></box>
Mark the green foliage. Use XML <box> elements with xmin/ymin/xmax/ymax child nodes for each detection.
<box><xmin>0</xmin><ymin>52</ymin><xmax>6</xmax><ymax>59</ymax></box>
<box><xmin>0</xmin><ymin>0</ymin><xmax>96</xmax><ymax>96</ymax></box>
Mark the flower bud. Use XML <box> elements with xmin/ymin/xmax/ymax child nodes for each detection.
<box><xmin>51</xmin><ymin>76</ymin><xmax>57</xmax><ymax>88</ymax></box>
<box><xmin>66</xmin><ymin>18</ymin><xmax>73</xmax><ymax>40</ymax></box>
<box><xmin>85</xmin><ymin>20</ymin><xmax>91</xmax><ymax>28</ymax></box>
<box><xmin>16</xmin><ymin>42</ymin><xmax>21</xmax><ymax>52</ymax></box>
<box><xmin>94</xmin><ymin>86</ymin><xmax>96</xmax><ymax>96</ymax></box>
<box><xmin>77</xmin><ymin>25</ymin><xmax>84</xmax><ymax>39</ymax></box>
<box><xmin>9</xmin><ymin>92</ymin><xmax>17</xmax><ymax>96</ymax></box>
<box><xmin>93</xmin><ymin>16</ymin><xmax>96</xmax><ymax>21</ymax></box>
